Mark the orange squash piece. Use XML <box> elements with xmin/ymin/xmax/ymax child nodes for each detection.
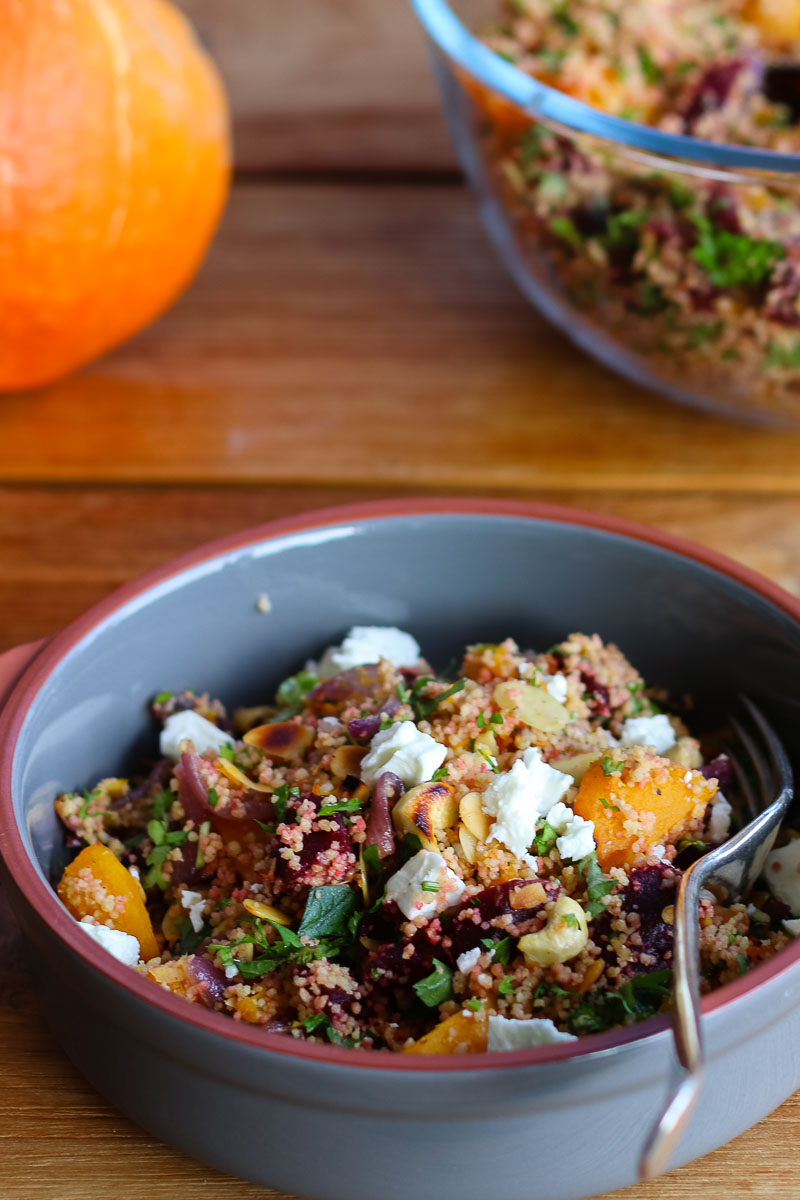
<box><xmin>403</xmin><ymin>1007</ymin><xmax>489</xmax><ymax>1055</ymax></box>
<box><xmin>58</xmin><ymin>843</ymin><xmax>159</xmax><ymax>960</ymax></box>
<box><xmin>573</xmin><ymin>758</ymin><xmax>716</xmax><ymax>871</ymax></box>
<box><xmin>744</xmin><ymin>0</ymin><xmax>800</xmax><ymax>40</ymax></box>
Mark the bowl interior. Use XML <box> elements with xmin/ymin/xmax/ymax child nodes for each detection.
<box><xmin>10</xmin><ymin>510</ymin><xmax>800</xmax><ymax>889</ymax></box>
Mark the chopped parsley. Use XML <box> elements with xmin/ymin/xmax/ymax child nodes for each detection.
<box><xmin>636</xmin><ymin>46</ymin><xmax>661</xmax><ymax>85</ymax></box>
<box><xmin>578</xmin><ymin>851</ymin><xmax>616</xmax><ymax>917</ymax></box>
<box><xmin>154</xmin><ymin>691</ymin><xmax>173</xmax><ymax>704</ymax></box>
<box><xmin>550</xmin><ymin>215</ymin><xmax>582</xmax><ymax>249</ymax></box>
<box><xmin>274</xmin><ymin>669</ymin><xmax>318</xmax><ymax>720</ymax></box>
<box><xmin>431</xmin><ymin>766</ymin><xmax>450</xmax><ymax>782</ymax></box>
<box><xmin>600</xmin><ymin>756</ymin><xmax>623</xmax><ymax>777</ymax></box>
<box><xmin>409</xmin><ymin>677</ymin><xmax>467</xmax><ymax>722</ymax></box>
<box><xmin>765</xmin><ymin>340</ymin><xmax>800</xmax><ymax>370</ymax></box>
<box><xmin>420</xmin><ymin>881</ymin><xmax>440</xmax><ymax>893</ymax></box>
<box><xmin>484</xmin><ymin>936</ymin><xmax>513</xmax><ymax>965</ymax></box>
<box><xmin>553</xmin><ymin>3</ymin><xmax>579</xmax><ymax>36</ymax></box>
<box><xmin>298</xmin><ymin>885</ymin><xmax>358</xmax><ymax>940</ymax></box>
<box><xmin>195</xmin><ymin>819</ymin><xmax>210</xmax><ymax>868</ymax></box>
<box><xmin>218</xmin><ymin>743</ymin><xmax>235</xmax><ymax>762</ymax></box>
<box><xmin>207</xmin><ymin>788</ymin><xmax>219</xmax><ymax>808</ymax></box>
<box><xmin>598</xmin><ymin>796</ymin><xmax>621</xmax><ymax>813</ymax></box>
<box><xmin>477</xmin><ymin>747</ymin><xmax>500</xmax><ymax>773</ymax></box>
<box><xmin>465</xmin><ymin>997</ymin><xmax>483</xmax><ymax>1012</ymax></box>
<box><xmin>534</xmin><ymin>820</ymin><xmax>558</xmax><ymax>856</ymax></box>
<box><xmin>690</xmin><ymin>214</ymin><xmax>784</xmax><ymax>290</ymax></box>
<box><xmin>413</xmin><ymin>959</ymin><xmax>453</xmax><ymax>1008</ymax></box>
<box><xmin>78</xmin><ymin>787</ymin><xmax>100</xmax><ymax>819</ymax></box>
<box><xmin>497</xmin><ymin>976</ymin><xmax>516</xmax><ymax>997</ymax></box>
<box><xmin>570</xmin><ymin>968</ymin><xmax>672</xmax><ymax>1033</ymax></box>
<box><xmin>144</xmin><ymin>819</ymin><xmax>190</xmax><ymax>889</ymax></box>
<box><xmin>317</xmin><ymin>796</ymin><xmax>363</xmax><ymax>818</ymax></box>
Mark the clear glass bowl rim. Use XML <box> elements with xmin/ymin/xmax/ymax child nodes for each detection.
<box><xmin>411</xmin><ymin>0</ymin><xmax>800</xmax><ymax>176</ymax></box>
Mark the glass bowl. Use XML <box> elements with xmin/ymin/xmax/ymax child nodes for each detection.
<box><xmin>412</xmin><ymin>0</ymin><xmax>800</xmax><ymax>426</ymax></box>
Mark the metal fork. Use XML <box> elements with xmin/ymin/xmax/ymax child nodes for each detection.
<box><xmin>639</xmin><ymin>695</ymin><xmax>794</xmax><ymax>1181</ymax></box>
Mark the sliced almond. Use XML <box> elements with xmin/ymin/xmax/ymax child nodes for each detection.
<box><xmin>215</xmin><ymin>757</ymin><xmax>273</xmax><ymax>793</ymax></box>
<box><xmin>493</xmin><ymin>680</ymin><xmax>570</xmax><ymax>734</ymax></box>
<box><xmin>243</xmin><ymin>721</ymin><xmax>313</xmax><ymax>761</ymax></box>
<box><xmin>459</xmin><ymin>791</ymin><xmax>492</xmax><ymax>842</ymax></box>
<box><xmin>233</xmin><ymin>705</ymin><xmax>274</xmax><ymax>735</ymax></box>
<box><xmin>474</xmin><ymin>729</ymin><xmax>498</xmax><ymax>757</ymax></box>
<box><xmin>551</xmin><ymin>752</ymin><xmax>602</xmax><ymax>784</ymax></box>
<box><xmin>243</xmin><ymin>897</ymin><xmax>292</xmax><ymax>926</ymax></box>
<box><xmin>459</xmin><ymin>823</ymin><xmax>478</xmax><ymax>864</ymax></box>
<box><xmin>330</xmin><ymin>744</ymin><xmax>367</xmax><ymax>780</ymax></box>
<box><xmin>509</xmin><ymin>881</ymin><xmax>547</xmax><ymax>909</ymax></box>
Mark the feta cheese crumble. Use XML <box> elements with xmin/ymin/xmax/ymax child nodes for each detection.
<box><xmin>482</xmin><ymin>748</ymin><xmax>572</xmax><ymax>859</ymax></box>
<box><xmin>456</xmin><ymin>946</ymin><xmax>482</xmax><ymax>975</ymax></box>
<box><xmin>487</xmin><ymin>1014</ymin><xmax>577</xmax><ymax>1051</ymax></box>
<box><xmin>766</xmin><ymin>838</ymin><xmax>800</xmax><ymax>917</ymax></box>
<box><xmin>543</xmin><ymin>672</ymin><xmax>568</xmax><ymax>704</ymax></box>
<box><xmin>544</xmin><ymin>801</ymin><xmax>596</xmax><ymax>862</ymax></box>
<box><xmin>384</xmin><ymin>849</ymin><xmax>465</xmax><ymax>920</ymax></box>
<box><xmin>708</xmin><ymin>794</ymin><xmax>732</xmax><ymax>842</ymax></box>
<box><xmin>78</xmin><ymin>918</ymin><xmax>140</xmax><ymax>967</ymax></box>
<box><xmin>316</xmin><ymin>626</ymin><xmax>421</xmax><ymax>680</ymax></box>
<box><xmin>619</xmin><ymin>714</ymin><xmax>676</xmax><ymax>756</ymax></box>
<box><xmin>360</xmin><ymin>720</ymin><xmax>447</xmax><ymax>788</ymax></box>
<box><xmin>783</xmin><ymin>918</ymin><xmax>800</xmax><ymax>938</ymax></box>
<box><xmin>180</xmin><ymin>889</ymin><xmax>206</xmax><ymax>934</ymax></box>
<box><xmin>160</xmin><ymin>710</ymin><xmax>231</xmax><ymax>763</ymax></box>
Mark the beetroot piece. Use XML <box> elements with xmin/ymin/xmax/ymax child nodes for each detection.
<box><xmin>764</xmin><ymin>257</ymin><xmax>800</xmax><ymax>327</ymax></box>
<box><xmin>595</xmin><ymin>865</ymin><xmax>677</xmax><ymax>975</ymax></box>
<box><xmin>700</xmin><ymin>755</ymin><xmax>733</xmax><ymax>792</ymax></box>
<box><xmin>123</xmin><ymin>758</ymin><xmax>172</xmax><ymax>808</ymax></box>
<box><xmin>580</xmin><ymin>670</ymin><xmax>611</xmax><ymax>718</ymax></box>
<box><xmin>446</xmin><ymin>879</ymin><xmax>560</xmax><ymax>962</ymax></box>
<box><xmin>188</xmin><ymin>955</ymin><xmax>228</xmax><ymax>1008</ymax></box>
<box><xmin>169</xmin><ymin>841</ymin><xmax>205</xmax><ymax>889</ymax></box>
<box><xmin>272</xmin><ymin>795</ymin><xmax>357</xmax><ymax>894</ymax></box>
<box><xmin>683</xmin><ymin>59</ymin><xmax>747</xmax><ymax>127</ymax></box>
<box><xmin>365</xmin><ymin>771</ymin><xmax>403</xmax><ymax>858</ymax></box>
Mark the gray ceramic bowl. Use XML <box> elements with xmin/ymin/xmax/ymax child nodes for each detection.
<box><xmin>1</xmin><ymin>499</ymin><xmax>800</xmax><ymax>1200</ymax></box>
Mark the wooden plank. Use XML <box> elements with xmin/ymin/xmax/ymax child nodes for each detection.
<box><xmin>2</xmin><ymin>482</ymin><xmax>800</xmax><ymax>1200</ymax></box>
<box><xmin>176</xmin><ymin>0</ymin><xmax>453</xmax><ymax>171</ymax></box>
<box><xmin>3</xmin><ymin>182</ymin><xmax>800</xmax><ymax>492</ymax></box>
<box><xmin>0</xmin><ymin>484</ymin><xmax>799</xmax><ymax>654</ymax></box>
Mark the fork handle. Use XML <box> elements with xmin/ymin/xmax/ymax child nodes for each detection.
<box><xmin>638</xmin><ymin>857</ymin><xmax>707</xmax><ymax>1180</ymax></box>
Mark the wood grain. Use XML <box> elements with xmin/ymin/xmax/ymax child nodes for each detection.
<box><xmin>2</xmin><ymin>483</ymin><xmax>800</xmax><ymax>1200</ymax></box>
<box><xmin>175</xmin><ymin>0</ymin><xmax>453</xmax><ymax>171</ymax></box>
<box><xmin>3</xmin><ymin>182</ymin><xmax>800</xmax><ymax>491</ymax></box>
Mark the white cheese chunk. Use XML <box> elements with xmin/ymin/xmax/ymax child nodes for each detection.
<box><xmin>766</xmin><ymin>838</ymin><xmax>800</xmax><ymax>917</ymax></box>
<box><xmin>544</xmin><ymin>800</ymin><xmax>596</xmax><ymax>862</ymax></box>
<box><xmin>180</xmin><ymin>889</ymin><xmax>206</xmax><ymax>934</ymax></box>
<box><xmin>78</xmin><ymin>918</ymin><xmax>140</xmax><ymax>967</ymax></box>
<box><xmin>783</xmin><ymin>918</ymin><xmax>800</xmax><ymax>937</ymax></box>
<box><xmin>482</xmin><ymin>748</ymin><xmax>571</xmax><ymax>859</ymax></box>
<box><xmin>708</xmin><ymin>793</ymin><xmax>732</xmax><ymax>842</ymax></box>
<box><xmin>160</xmin><ymin>710</ymin><xmax>231</xmax><ymax>763</ymax></box>
<box><xmin>360</xmin><ymin>720</ymin><xmax>446</xmax><ymax>788</ymax></box>
<box><xmin>384</xmin><ymin>849</ymin><xmax>465</xmax><ymax>920</ymax></box>
<box><xmin>488</xmin><ymin>1014</ymin><xmax>577</xmax><ymax>1051</ymax></box>
<box><xmin>456</xmin><ymin>947</ymin><xmax>482</xmax><ymax>975</ymax></box>
<box><xmin>543</xmin><ymin>672</ymin><xmax>568</xmax><ymax>704</ymax></box>
<box><xmin>316</xmin><ymin>626</ymin><xmax>421</xmax><ymax>680</ymax></box>
<box><xmin>619</xmin><ymin>714</ymin><xmax>676</xmax><ymax>756</ymax></box>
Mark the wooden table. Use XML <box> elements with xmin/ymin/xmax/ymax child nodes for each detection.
<box><xmin>4</xmin><ymin>5</ymin><xmax>800</xmax><ymax>1197</ymax></box>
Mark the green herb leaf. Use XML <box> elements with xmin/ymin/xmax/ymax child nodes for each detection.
<box><xmin>413</xmin><ymin>959</ymin><xmax>453</xmax><ymax>1008</ymax></box>
<box><xmin>691</xmin><ymin>213</ymin><xmax>784</xmax><ymax>289</ymax></box>
<box><xmin>78</xmin><ymin>787</ymin><xmax>100</xmax><ymax>819</ymax></box>
<box><xmin>410</xmin><ymin>677</ymin><xmax>466</xmax><ymax>722</ymax></box>
<box><xmin>765</xmin><ymin>340</ymin><xmax>800</xmax><ymax>370</ymax></box>
<box><xmin>465</xmin><ymin>998</ymin><xmax>483</xmax><ymax>1012</ymax></box>
<box><xmin>274</xmin><ymin>670</ymin><xmax>318</xmax><ymax>721</ymax></box>
<box><xmin>218</xmin><ymin>743</ymin><xmax>235</xmax><ymax>762</ymax></box>
<box><xmin>579</xmin><ymin>851</ymin><xmax>616</xmax><ymax>917</ymax></box>
<box><xmin>636</xmin><ymin>45</ymin><xmax>661</xmax><ymax>85</ymax></box>
<box><xmin>497</xmin><ymin>976</ymin><xmax>516</xmax><ymax>996</ymax></box>
<box><xmin>298</xmin><ymin>886</ymin><xmax>358</xmax><ymax>940</ymax></box>
<box><xmin>154</xmin><ymin>691</ymin><xmax>173</xmax><ymax>704</ymax></box>
<box><xmin>534</xmin><ymin>820</ymin><xmax>558</xmax><ymax>856</ymax></box>
<box><xmin>431</xmin><ymin>766</ymin><xmax>450</xmax><ymax>782</ymax></box>
<box><xmin>487</xmin><ymin>936</ymin><xmax>513</xmax><ymax>965</ymax></box>
<box><xmin>550</xmin><ymin>215</ymin><xmax>582</xmax><ymax>249</ymax></box>
<box><xmin>151</xmin><ymin>789</ymin><xmax>172</xmax><ymax>823</ymax></box>
<box><xmin>317</xmin><ymin>796</ymin><xmax>363</xmax><ymax>818</ymax></box>
<box><xmin>207</xmin><ymin>788</ymin><xmax>219</xmax><ymax>808</ymax></box>
<box><xmin>598</xmin><ymin>796</ymin><xmax>621</xmax><ymax>812</ymax></box>
<box><xmin>600</xmin><ymin>756</ymin><xmax>623</xmax><ymax>777</ymax></box>
<box><xmin>420</xmin><ymin>880</ymin><xmax>440</xmax><ymax>893</ymax></box>
<box><xmin>553</xmin><ymin>3</ymin><xmax>578</xmax><ymax>36</ymax></box>
<box><xmin>301</xmin><ymin>1012</ymin><xmax>329</xmax><ymax>1034</ymax></box>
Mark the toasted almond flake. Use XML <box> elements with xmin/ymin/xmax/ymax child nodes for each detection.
<box><xmin>331</xmin><ymin>744</ymin><xmax>367</xmax><ymax>780</ymax></box>
<box><xmin>509</xmin><ymin>881</ymin><xmax>547</xmax><ymax>909</ymax></box>
<box><xmin>459</xmin><ymin>791</ymin><xmax>492</xmax><ymax>841</ymax></box>
<box><xmin>493</xmin><ymin>680</ymin><xmax>570</xmax><ymax>734</ymax></box>
<box><xmin>459</xmin><ymin>823</ymin><xmax>478</xmax><ymax>864</ymax></box>
<box><xmin>215</xmin><ymin>758</ymin><xmax>273</xmax><ymax>793</ymax></box>
<box><xmin>243</xmin><ymin>721</ymin><xmax>313</xmax><ymax>761</ymax></box>
<box><xmin>242</xmin><ymin>897</ymin><xmax>292</xmax><ymax>926</ymax></box>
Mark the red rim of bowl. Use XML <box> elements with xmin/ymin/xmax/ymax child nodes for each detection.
<box><xmin>1</xmin><ymin>497</ymin><xmax>799</xmax><ymax>1072</ymax></box>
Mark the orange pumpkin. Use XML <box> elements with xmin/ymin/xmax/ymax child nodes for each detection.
<box><xmin>573</xmin><ymin>758</ymin><xmax>716</xmax><ymax>871</ymax></box>
<box><xmin>58</xmin><ymin>842</ymin><xmax>159</xmax><ymax>960</ymax></box>
<box><xmin>0</xmin><ymin>0</ymin><xmax>230</xmax><ymax>391</ymax></box>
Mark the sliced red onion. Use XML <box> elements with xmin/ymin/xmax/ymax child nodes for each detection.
<box><xmin>176</xmin><ymin>749</ymin><xmax>213</xmax><ymax>824</ymax></box>
<box><xmin>365</xmin><ymin>771</ymin><xmax>402</xmax><ymax>858</ymax></box>
<box><xmin>347</xmin><ymin>715</ymin><xmax>381</xmax><ymax>741</ymax></box>
<box><xmin>188</xmin><ymin>954</ymin><xmax>228</xmax><ymax>1008</ymax></box>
